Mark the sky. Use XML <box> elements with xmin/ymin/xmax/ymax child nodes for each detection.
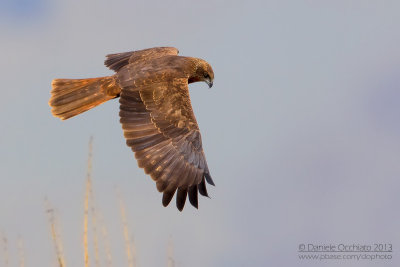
<box><xmin>1</xmin><ymin>0</ymin><xmax>400</xmax><ymax>266</ymax></box>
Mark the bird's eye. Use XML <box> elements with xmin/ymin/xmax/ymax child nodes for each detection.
<box><xmin>204</xmin><ymin>73</ymin><xmax>209</xmax><ymax>78</ymax></box>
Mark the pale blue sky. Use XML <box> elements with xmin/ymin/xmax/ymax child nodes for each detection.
<box><xmin>0</xmin><ymin>1</ymin><xmax>400</xmax><ymax>266</ymax></box>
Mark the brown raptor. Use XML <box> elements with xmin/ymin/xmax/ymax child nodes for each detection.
<box><xmin>49</xmin><ymin>47</ymin><xmax>215</xmax><ymax>211</ymax></box>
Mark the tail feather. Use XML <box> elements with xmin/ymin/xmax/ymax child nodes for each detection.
<box><xmin>49</xmin><ymin>76</ymin><xmax>120</xmax><ymax>120</ymax></box>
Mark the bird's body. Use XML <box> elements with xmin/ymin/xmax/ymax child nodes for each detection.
<box><xmin>49</xmin><ymin>47</ymin><xmax>215</xmax><ymax>211</ymax></box>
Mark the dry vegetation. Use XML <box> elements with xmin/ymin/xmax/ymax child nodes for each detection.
<box><xmin>1</xmin><ymin>138</ymin><xmax>176</xmax><ymax>266</ymax></box>
<box><xmin>43</xmin><ymin>138</ymin><xmax>175</xmax><ymax>267</ymax></box>
<box><xmin>45</xmin><ymin>198</ymin><xmax>66</xmax><ymax>267</ymax></box>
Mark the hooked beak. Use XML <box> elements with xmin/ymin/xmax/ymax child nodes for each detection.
<box><xmin>206</xmin><ymin>80</ymin><xmax>213</xmax><ymax>88</ymax></box>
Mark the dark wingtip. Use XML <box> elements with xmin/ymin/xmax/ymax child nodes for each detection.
<box><xmin>204</xmin><ymin>173</ymin><xmax>215</xmax><ymax>186</ymax></box>
<box><xmin>188</xmin><ymin>185</ymin><xmax>199</xmax><ymax>209</ymax></box>
<box><xmin>176</xmin><ymin>187</ymin><xmax>188</xmax><ymax>211</ymax></box>
<box><xmin>162</xmin><ymin>190</ymin><xmax>176</xmax><ymax>207</ymax></box>
<box><xmin>198</xmin><ymin>178</ymin><xmax>209</xmax><ymax>197</ymax></box>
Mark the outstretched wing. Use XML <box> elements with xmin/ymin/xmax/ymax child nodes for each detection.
<box><xmin>104</xmin><ymin>47</ymin><xmax>179</xmax><ymax>72</ymax></box>
<box><xmin>119</xmin><ymin>78</ymin><xmax>214</xmax><ymax>211</ymax></box>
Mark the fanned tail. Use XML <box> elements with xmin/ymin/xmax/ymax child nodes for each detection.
<box><xmin>49</xmin><ymin>76</ymin><xmax>120</xmax><ymax>120</ymax></box>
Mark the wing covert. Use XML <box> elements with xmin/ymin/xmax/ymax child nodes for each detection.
<box><xmin>105</xmin><ymin>47</ymin><xmax>179</xmax><ymax>72</ymax></box>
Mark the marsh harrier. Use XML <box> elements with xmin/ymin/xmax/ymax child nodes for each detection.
<box><xmin>49</xmin><ymin>47</ymin><xmax>215</xmax><ymax>211</ymax></box>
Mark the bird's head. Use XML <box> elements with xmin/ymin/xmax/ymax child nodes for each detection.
<box><xmin>189</xmin><ymin>59</ymin><xmax>214</xmax><ymax>88</ymax></box>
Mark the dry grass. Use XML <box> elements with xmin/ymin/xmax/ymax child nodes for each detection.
<box><xmin>87</xmin><ymin>136</ymin><xmax>101</xmax><ymax>267</ymax></box>
<box><xmin>117</xmin><ymin>188</ymin><xmax>135</xmax><ymax>267</ymax></box>
<box><xmin>45</xmin><ymin>198</ymin><xmax>66</xmax><ymax>267</ymax></box>
<box><xmin>83</xmin><ymin>136</ymin><xmax>94</xmax><ymax>267</ymax></box>
<box><xmin>42</xmin><ymin>137</ymin><xmax>179</xmax><ymax>266</ymax></box>
<box><xmin>84</xmin><ymin>136</ymin><xmax>115</xmax><ymax>267</ymax></box>
<box><xmin>98</xmin><ymin>212</ymin><xmax>113</xmax><ymax>267</ymax></box>
<box><xmin>84</xmin><ymin>174</ymin><xmax>90</xmax><ymax>267</ymax></box>
<box><xmin>89</xmin><ymin>178</ymin><xmax>101</xmax><ymax>267</ymax></box>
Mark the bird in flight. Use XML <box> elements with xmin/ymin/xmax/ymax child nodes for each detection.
<box><xmin>49</xmin><ymin>47</ymin><xmax>215</xmax><ymax>211</ymax></box>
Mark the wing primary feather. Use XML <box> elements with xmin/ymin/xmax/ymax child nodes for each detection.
<box><xmin>204</xmin><ymin>172</ymin><xmax>215</xmax><ymax>186</ymax></box>
<box><xmin>156</xmin><ymin>180</ymin><xmax>169</xmax><ymax>192</ymax></box>
<box><xmin>127</xmin><ymin>133</ymin><xmax>167</xmax><ymax>151</ymax></box>
<box><xmin>143</xmin><ymin>146</ymin><xmax>175</xmax><ymax>175</ymax></box>
<box><xmin>162</xmin><ymin>189</ymin><xmax>176</xmax><ymax>207</ymax></box>
<box><xmin>188</xmin><ymin>185</ymin><xmax>198</xmax><ymax>209</ymax></box>
<box><xmin>134</xmin><ymin>140</ymin><xmax>169</xmax><ymax>160</ymax></box>
<box><xmin>160</xmin><ymin>157</ymin><xmax>185</xmax><ymax>188</ymax></box>
<box><xmin>154</xmin><ymin>156</ymin><xmax>182</xmax><ymax>191</ymax></box>
<box><xmin>176</xmin><ymin>187</ymin><xmax>188</xmax><ymax>211</ymax></box>
<box><xmin>198</xmin><ymin>178</ymin><xmax>209</xmax><ymax>197</ymax></box>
